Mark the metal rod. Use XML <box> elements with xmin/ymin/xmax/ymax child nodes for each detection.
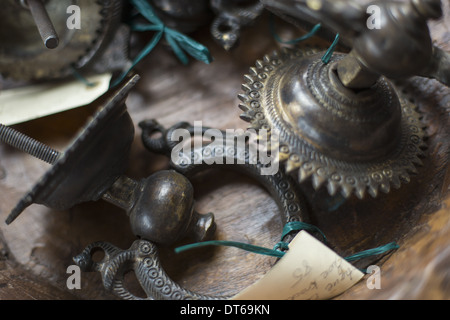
<box><xmin>0</xmin><ymin>124</ymin><xmax>61</xmax><ymax>165</ymax></box>
<box><xmin>26</xmin><ymin>0</ymin><xmax>59</xmax><ymax>49</ymax></box>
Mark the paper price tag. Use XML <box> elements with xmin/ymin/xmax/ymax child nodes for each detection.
<box><xmin>232</xmin><ymin>231</ymin><xmax>364</xmax><ymax>300</ymax></box>
<box><xmin>0</xmin><ymin>73</ymin><xmax>112</xmax><ymax>125</ymax></box>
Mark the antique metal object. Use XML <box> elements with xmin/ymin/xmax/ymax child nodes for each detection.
<box><xmin>73</xmin><ymin>120</ymin><xmax>309</xmax><ymax>300</ymax></box>
<box><xmin>149</xmin><ymin>0</ymin><xmax>212</xmax><ymax>34</ymax></box>
<box><xmin>0</xmin><ymin>75</ymin><xmax>311</xmax><ymax>299</ymax></box>
<box><xmin>238</xmin><ymin>0</ymin><xmax>449</xmax><ymax>199</ymax></box>
<box><xmin>2</xmin><ymin>75</ymin><xmax>214</xmax><ymax>245</ymax></box>
<box><xmin>0</xmin><ymin>0</ymin><xmax>128</xmax><ymax>81</ymax></box>
<box><xmin>148</xmin><ymin>0</ymin><xmax>265</xmax><ymax>50</ymax></box>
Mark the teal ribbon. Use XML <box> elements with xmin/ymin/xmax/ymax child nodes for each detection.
<box><xmin>175</xmin><ymin>221</ymin><xmax>399</xmax><ymax>273</ymax></box>
<box><xmin>111</xmin><ymin>0</ymin><xmax>212</xmax><ymax>87</ymax></box>
<box><xmin>321</xmin><ymin>33</ymin><xmax>340</xmax><ymax>64</ymax></box>
<box><xmin>344</xmin><ymin>242</ymin><xmax>399</xmax><ymax>262</ymax></box>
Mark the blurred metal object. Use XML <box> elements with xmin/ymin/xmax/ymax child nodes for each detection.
<box><xmin>2</xmin><ymin>74</ymin><xmax>215</xmax><ymax>246</ymax></box>
<box><xmin>210</xmin><ymin>0</ymin><xmax>264</xmax><ymax>50</ymax></box>
<box><xmin>239</xmin><ymin>48</ymin><xmax>426</xmax><ymax>199</ymax></box>
<box><xmin>4</xmin><ymin>75</ymin><xmax>139</xmax><ymax>225</ymax></box>
<box><xmin>0</xmin><ymin>0</ymin><xmax>127</xmax><ymax>81</ymax></box>
<box><xmin>149</xmin><ymin>0</ymin><xmax>212</xmax><ymax>33</ymax></box>
<box><xmin>237</xmin><ymin>0</ymin><xmax>450</xmax><ymax>199</ymax></box>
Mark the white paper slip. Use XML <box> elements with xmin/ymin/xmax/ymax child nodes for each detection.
<box><xmin>232</xmin><ymin>231</ymin><xmax>364</xmax><ymax>300</ymax></box>
<box><xmin>0</xmin><ymin>73</ymin><xmax>112</xmax><ymax>125</ymax></box>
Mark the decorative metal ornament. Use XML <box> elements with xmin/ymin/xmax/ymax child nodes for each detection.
<box><xmin>1</xmin><ymin>74</ymin><xmax>310</xmax><ymax>300</ymax></box>
<box><xmin>0</xmin><ymin>0</ymin><xmax>127</xmax><ymax>81</ymax></box>
<box><xmin>210</xmin><ymin>0</ymin><xmax>264</xmax><ymax>50</ymax></box>
<box><xmin>239</xmin><ymin>48</ymin><xmax>426</xmax><ymax>199</ymax></box>
<box><xmin>238</xmin><ymin>0</ymin><xmax>450</xmax><ymax>199</ymax></box>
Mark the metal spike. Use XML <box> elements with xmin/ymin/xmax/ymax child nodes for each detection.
<box><xmin>286</xmin><ymin>160</ymin><xmax>301</xmax><ymax>174</ymax></box>
<box><xmin>240</xmin><ymin>113</ymin><xmax>253</xmax><ymax>122</ymax></box>
<box><xmin>249</xmin><ymin>67</ymin><xmax>258</xmax><ymax>76</ymax></box>
<box><xmin>380</xmin><ymin>183</ymin><xmax>391</xmax><ymax>194</ymax></box>
<box><xmin>368</xmin><ymin>185</ymin><xmax>379</xmax><ymax>198</ymax></box>
<box><xmin>355</xmin><ymin>187</ymin><xmax>365</xmax><ymax>200</ymax></box>
<box><xmin>237</xmin><ymin>93</ymin><xmax>249</xmax><ymax>102</ymax></box>
<box><xmin>243</xmin><ymin>74</ymin><xmax>254</xmax><ymax>84</ymax></box>
<box><xmin>238</xmin><ymin>103</ymin><xmax>250</xmax><ymax>112</ymax></box>
<box><xmin>391</xmin><ymin>175</ymin><xmax>402</xmax><ymax>189</ymax></box>
<box><xmin>241</xmin><ymin>83</ymin><xmax>252</xmax><ymax>92</ymax></box>
<box><xmin>341</xmin><ymin>184</ymin><xmax>353</xmax><ymax>198</ymax></box>
<box><xmin>327</xmin><ymin>180</ymin><xmax>339</xmax><ymax>196</ymax></box>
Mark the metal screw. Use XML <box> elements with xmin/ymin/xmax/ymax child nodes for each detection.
<box><xmin>21</xmin><ymin>0</ymin><xmax>60</xmax><ymax>49</ymax></box>
<box><xmin>0</xmin><ymin>123</ymin><xmax>61</xmax><ymax>164</ymax></box>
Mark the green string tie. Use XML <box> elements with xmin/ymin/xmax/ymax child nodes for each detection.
<box><xmin>281</xmin><ymin>221</ymin><xmax>327</xmax><ymax>243</ymax></box>
<box><xmin>175</xmin><ymin>240</ymin><xmax>286</xmax><ymax>259</ymax></box>
<box><xmin>269</xmin><ymin>14</ymin><xmax>339</xmax><ymax>65</ymax></box>
<box><xmin>112</xmin><ymin>0</ymin><xmax>212</xmax><ymax>87</ymax></box>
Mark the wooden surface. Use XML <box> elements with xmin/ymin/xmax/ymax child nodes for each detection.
<box><xmin>0</xmin><ymin>4</ymin><xmax>449</xmax><ymax>300</ymax></box>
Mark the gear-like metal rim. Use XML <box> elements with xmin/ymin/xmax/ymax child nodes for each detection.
<box><xmin>0</xmin><ymin>0</ymin><xmax>123</xmax><ymax>81</ymax></box>
<box><xmin>238</xmin><ymin>46</ymin><xmax>427</xmax><ymax>199</ymax></box>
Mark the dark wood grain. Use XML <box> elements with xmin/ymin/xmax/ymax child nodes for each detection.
<box><xmin>0</xmin><ymin>3</ymin><xmax>449</xmax><ymax>300</ymax></box>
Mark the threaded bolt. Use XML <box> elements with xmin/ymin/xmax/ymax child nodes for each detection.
<box><xmin>0</xmin><ymin>124</ymin><xmax>61</xmax><ymax>164</ymax></box>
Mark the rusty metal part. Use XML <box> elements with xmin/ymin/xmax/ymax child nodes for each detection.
<box><xmin>236</xmin><ymin>0</ymin><xmax>450</xmax><ymax>198</ymax></box>
<box><xmin>261</xmin><ymin>0</ymin><xmax>449</xmax><ymax>87</ymax></box>
<box><xmin>25</xmin><ymin>0</ymin><xmax>59</xmax><ymax>49</ymax></box>
<box><xmin>0</xmin><ymin>123</ymin><xmax>61</xmax><ymax>164</ymax></box>
<box><xmin>0</xmin><ymin>0</ymin><xmax>126</xmax><ymax>81</ymax></box>
<box><xmin>210</xmin><ymin>0</ymin><xmax>264</xmax><ymax>50</ymax></box>
<box><xmin>238</xmin><ymin>47</ymin><xmax>427</xmax><ymax>199</ymax></box>
<box><xmin>2</xmin><ymin>74</ymin><xmax>215</xmax><ymax>245</ymax></box>
<box><xmin>74</xmin><ymin>120</ymin><xmax>310</xmax><ymax>300</ymax></box>
<box><xmin>149</xmin><ymin>0</ymin><xmax>212</xmax><ymax>33</ymax></box>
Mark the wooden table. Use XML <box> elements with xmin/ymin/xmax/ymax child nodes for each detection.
<box><xmin>0</xmin><ymin>3</ymin><xmax>449</xmax><ymax>300</ymax></box>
